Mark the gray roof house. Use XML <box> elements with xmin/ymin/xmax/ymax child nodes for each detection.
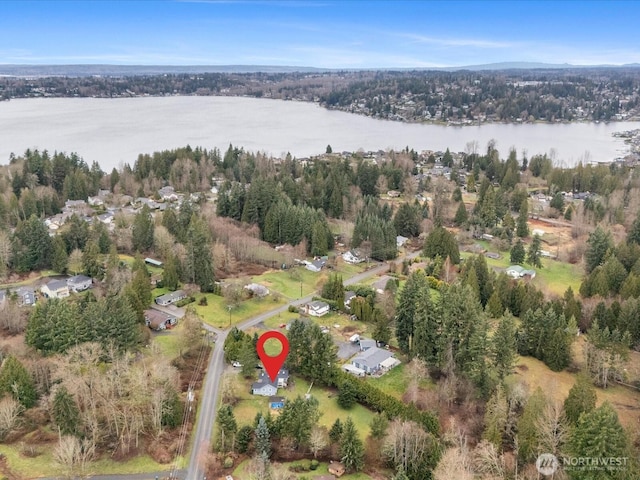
<box><xmin>344</xmin><ymin>291</ymin><xmax>357</xmax><ymax>310</ymax></box>
<box><xmin>305</xmin><ymin>258</ymin><xmax>326</xmax><ymax>272</ymax></box>
<box><xmin>155</xmin><ymin>290</ymin><xmax>187</xmax><ymax>306</ymax></box>
<box><xmin>41</xmin><ymin>279</ymin><xmax>70</xmax><ymax>299</ymax></box>
<box><xmin>305</xmin><ymin>300</ymin><xmax>330</xmax><ymax>317</ymax></box>
<box><xmin>352</xmin><ymin>346</ymin><xmax>397</xmax><ymax>374</ymax></box>
<box><xmin>358</xmin><ymin>338</ymin><xmax>377</xmax><ymax>351</ymax></box>
<box><xmin>251</xmin><ymin>369</ymin><xmax>289</xmax><ymax>396</ymax></box>
<box><xmin>506</xmin><ymin>265</ymin><xmax>536</xmax><ymax>279</ymax></box>
<box><xmin>15</xmin><ymin>287</ymin><xmax>36</xmax><ymax>307</ymax></box>
<box><xmin>67</xmin><ymin>275</ymin><xmax>92</xmax><ymax>292</ymax></box>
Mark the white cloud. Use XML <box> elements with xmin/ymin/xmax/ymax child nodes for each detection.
<box><xmin>402</xmin><ymin>33</ymin><xmax>517</xmax><ymax>49</ymax></box>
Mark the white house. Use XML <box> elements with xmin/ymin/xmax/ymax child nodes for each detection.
<box><xmin>506</xmin><ymin>265</ymin><xmax>536</xmax><ymax>279</ymax></box>
<box><xmin>305</xmin><ymin>300</ymin><xmax>330</xmax><ymax>317</ymax></box>
<box><xmin>305</xmin><ymin>258</ymin><xmax>326</xmax><ymax>272</ymax></box>
<box><xmin>396</xmin><ymin>235</ymin><xmax>409</xmax><ymax>248</ymax></box>
<box><xmin>67</xmin><ymin>275</ymin><xmax>92</xmax><ymax>292</ymax></box>
<box><xmin>155</xmin><ymin>290</ymin><xmax>187</xmax><ymax>306</ymax></box>
<box><xmin>251</xmin><ymin>369</ymin><xmax>289</xmax><ymax>396</ymax></box>
<box><xmin>244</xmin><ymin>283</ymin><xmax>270</xmax><ymax>298</ymax></box>
<box><xmin>41</xmin><ymin>279</ymin><xmax>70</xmax><ymax>299</ymax></box>
<box><xmin>158</xmin><ymin>186</ymin><xmax>179</xmax><ymax>202</ymax></box>
<box><xmin>342</xmin><ymin>250</ymin><xmax>364</xmax><ymax>264</ymax></box>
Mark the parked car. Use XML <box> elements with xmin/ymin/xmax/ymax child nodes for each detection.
<box><xmin>232</xmin><ymin>361</ymin><xmax>242</xmax><ymax>368</ymax></box>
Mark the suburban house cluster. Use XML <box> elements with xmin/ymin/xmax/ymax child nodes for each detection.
<box><xmin>344</xmin><ymin>336</ymin><xmax>400</xmax><ymax>377</ymax></box>
<box><xmin>251</xmin><ymin>369</ymin><xmax>290</xmax><ymax>410</ymax></box>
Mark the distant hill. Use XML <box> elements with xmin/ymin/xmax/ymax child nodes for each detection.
<box><xmin>1</xmin><ymin>62</ymin><xmax>640</xmax><ymax>77</ymax></box>
<box><xmin>0</xmin><ymin>64</ymin><xmax>329</xmax><ymax>77</ymax></box>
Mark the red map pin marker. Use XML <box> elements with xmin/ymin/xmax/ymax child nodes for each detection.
<box><xmin>256</xmin><ymin>331</ymin><xmax>290</xmax><ymax>382</ymax></box>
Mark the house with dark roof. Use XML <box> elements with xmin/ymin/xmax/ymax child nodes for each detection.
<box><xmin>144</xmin><ymin>309</ymin><xmax>177</xmax><ymax>331</ymax></box>
<box><xmin>155</xmin><ymin>290</ymin><xmax>186</xmax><ymax>306</ymax></box>
<box><xmin>41</xmin><ymin>279</ymin><xmax>70</xmax><ymax>299</ymax></box>
<box><xmin>14</xmin><ymin>287</ymin><xmax>36</xmax><ymax>307</ymax></box>
<box><xmin>305</xmin><ymin>258</ymin><xmax>326</xmax><ymax>272</ymax></box>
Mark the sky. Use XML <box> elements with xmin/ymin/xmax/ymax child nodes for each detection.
<box><xmin>1</xmin><ymin>0</ymin><xmax>640</xmax><ymax>68</ymax></box>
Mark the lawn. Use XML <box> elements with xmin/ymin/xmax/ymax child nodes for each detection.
<box><xmin>0</xmin><ymin>270</ymin><xmax>58</xmax><ymax>289</ymax></box>
<box><xmin>231</xmin><ymin>373</ymin><xmax>374</xmax><ymax>438</ymax></box>
<box><xmin>251</xmin><ymin>268</ymin><xmax>323</xmax><ymax>299</ymax></box>
<box><xmin>0</xmin><ymin>443</ymin><xmax>170</xmax><ymax>478</ymax></box>
<box><xmin>149</xmin><ymin>326</ymin><xmax>183</xmax><ymax>359</ymax></box>
<box><xmin>119</xmin><ymin>254</ymin><xmax>164</xmax><ymax>275</ymax></box>
<box><xmin>511</xmin><ymin>350</ymin><xmax>640</xmax><ymax>429</ymax></box>
<box><xmin>151</xmin><ymin>287</ymin><xmax>287</xmax><ymax>328</ymax></box>
<box><xmin>461</xmin><ymin>251</ymin><xmax>582</xmax><ymax>296</ymax></box>
<box><xmin>368</xmin><ymin>364</ymin><xmax>408</xmax><ymax>400</ymax></box>
<box><xmin>233</xmin><ymin>458</ymin><xmax>374</xmax><ymax>479</ymax></box>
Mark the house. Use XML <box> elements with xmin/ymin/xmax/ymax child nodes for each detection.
<box><xmin>305</xmin><ymin>258</ymin><xmax>326</xmax><ymax>272</ymax></box>
<box><xmin>344</xmin><ymin>291</ymin><xmax>356</xmax><ymax>310</ymax></box>
<box><xmin>387</xmin><ymin>190</ymin><xmax>401</xmax><ymax>198</ymax></box>
<box><xmin>155</xmin><ymin>290</ymin><xmax>187</xmax><ymax>306</ymax></box>
<box><xmin>67</xmin><ymin>275</ymin><xmax>92</xmax><ymax>292</ymax></box>
<box><xmin>269</xmin><ymin>396</ymin><xmax>285</xmax><ymax>409</ymax></box>
<box><xmin>158</xmin><ymin>186</ymin><xmax>179</xmax><ymax>202</ymax></box>
<box><xmin>41</xmin><ymin>279</ymin><xmax>70</xmax><ymax>299</ymax></box>
<box><xmin>358</xmin><ymin>338</ymin><xmax>377</xmax><ymax>351</ymax></box>
<box><xmin>305</xmin><ymin>300</ymin><xmax>330</xmax><ymax>317</ymax></box>
<box><xmin>251</xmin><ymin>369</ymin><xmax>289</xmax><ymax>396</ymax></box>
<box><xmin>506</xmin><ymin>265</ymin><xmax>536</xmax><ymax>279</ymax></box>
<box><xmin>14</xmin><ymin>287</ymin><xmax>36</xmax><ymax>307</ymax></box>
<box><xmin>64</xmin><ymin>199</ymin><xmax>87</xmax><ymax>211</ymax></box>
<box><xmin>244</xmin><ymin>283</ymin><xmax>270</xmax><ymax>298</ymax></box>
<box><xmin>396</xmin><ymin>235</ymin><xmax>409</xmax><ymax>248</ymax></box>
<box><xmin>328</xmin><ymin>461</ymin><xmax>346</xmax><ymax>478</ymax></box>
<box><xmin>144</xmin><ymin>309</ymin><xmax>177</xmax><ymax>331</ymax></box>
<box><xmin>97</xmin><ymin>212</ymin><xmax>114</xmax><ymax>225</ymax></box>
<box><xmin>342</xmin><ymin>250</ymin><xmax>364</xmax><ymax>264</ymax></box>
<box><xmin>87</xmin><ymin>196</ymin><xmax>104</xmax><ymax>206</ymax></box>
<box><xmin>352</xmin><ymin>346</ymin><xmax>397</xmax><ymax>374</ymax></box>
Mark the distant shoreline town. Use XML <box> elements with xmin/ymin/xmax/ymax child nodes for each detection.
<box><xmin>2</xmin><ymin>67</ymin><xmax>640</xmax><ymax>126</ymax></box>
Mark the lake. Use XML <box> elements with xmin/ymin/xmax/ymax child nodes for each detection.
<box><xmin>0</xmin><ymin>96</ymin><xmax>636</xmax><ymax>171</ymax></box>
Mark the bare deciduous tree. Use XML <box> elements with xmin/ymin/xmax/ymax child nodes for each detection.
<box><xmin>308</xmin><ymin>425</ymin><xmax>328</xmax><ymax>458</ymax></box>
<box><xmin>54</xmin><ymin>435</ymin><xmax>96</xmax><ymax>478</ymax></box>
<box><xmin>0</xmin><ymin>396</ymin><xmax>22</xmax><ymax>440</ymax></box>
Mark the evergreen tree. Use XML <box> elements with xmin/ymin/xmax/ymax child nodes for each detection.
<box><xmin>627</xmin><ymin>209</ymin><xmax>640</xmax><ymax>246</ymax></box>
<box><xmin>132</xmin><ymin>204</ymin><xmax>155</xmax><ymax>253</ymax></box>
<box><xmin>217</xmin><ymin>404</ymin><xmax>238</xmax><ymax>452</ymax></box>
<box><xmin>510</xmin><ymin>239</ymin><xmax>526</xmax><ymax>264</ymax></box>
<box><xmin>527</xmin><ymin>234</ymin><xmax>543</xmax><ymax>268</ymax></box>
<box><xmin>236</xmin><ymin>425</ymin><xmax>253</xmax><ymax>454</ymax></box>
<box><xmin>255</xmin><ymin>415</ymin><xmax>271</xmax><ymax>458</ymax></box>
<box><xmin>51</xmin><ymin>386</ymin><xmax>80</xmax><ymax>435</ymax></box>
<box><xmin>82</xmin><ymin>238</ymin><xmax>102</xmax><ymax>279</ymax></box>
<box><xmin>516</xmin><ymin>198</ymin><xmax>529</xmax><ymax>238</ymax></box>
<box><xmin>337</xmin><ymin>380</ymin><xmax>357</xmax><ymax>409</ymax></box>
<box><xmin>423</xmin><ymin>226</ymin><xmax>460</xmax><ymax>264</ymax></box>
<box><xmin>395</xmin><ymin>271</ymin><xmax>424</xmax><ymax>354</ymax></box>
<box><xmin>393</xmin><ymin>203</ymin><xmax>420</xmax><ymax>237</ymax></box>
<box><xmin>564</xmin><ymin>374</ymin><xmax>597</xmax><ymax>425</ymax></box>
<box><xmin>329</xmin><ymin>418</ymin><xmax>343</xmax><ymax>443</ymax></box>
<box><xmin>184</xmin><ymin>215</ymin><xmax>215</xmax><ymax>292</ymax></box>
<box><xmin>372</xmin><ymin>314</ymin><xmax>392</xmax><ymax>345</ymax></box>
<box><xmin>340</xmin><ymin>417</ymin><xmax>364</xmax><ymax>473</ymax></box>
<box><xmin>517</xmin><ymin>387</ymin><xmax>547</xmax><ymax>462</ymax></box>
<box><xmin>51</xmin><ymin>236</ymin><xmax>68</xmax><ymax>274</ymax></box>
<box><xmin>482</xmin><ymin>384</ymin><xmax>507</xmax><ymax>451</ymax></box>
<box><xmin>162</xmin><ymin>253</ymin><xmax>180</xmax><ymax>291</ymax></box>
<box><xmin>453</xmin><ymin>202</ymin><xmax>468</xmax><ymax>227</ymax></box>
<box><xmin>492</xmin><ymin>313</ymin><xmax>517</xmax><ymax>379</ymax></box>
<box><xmin>585</xmin><ymin>226</ymin><xmax>613</xmax><ymax>274</ymax></box>
<box><xmin>161</xmin><ymin>385</ymin><xmax>183</xmax><ymax>428</ymax></box>
<box><xmin>370</xmin><ymin>413</ymin><xmax>389</xmax><ymax>439</ymax></box>
<box><xmin>275</xmin><ymin>395</ymin><xmax>320</xmax><ymax>450</ymax></box>
<box><xmin>311</xmin><ymin>220</ymin><xmax>330</xmax><ymax>256</ymax></box>
<box><xmin>11</xmin><ymin>215</ymin><xmax>52</xmax><ymax>272</ymax></box>
<box><xmin>568</xmin><ymin>402</ymin><xmax>629</xmax><ymax>480</ymax></box>
<box><xmin>486</xmin><ymin>290</ymin><xmax>503</xmax><ymax>318</ymax></box>
<box><xmin>0</xmin><ymin>356</ymin><xmax>37</xmax><ymax>409</ymax></box>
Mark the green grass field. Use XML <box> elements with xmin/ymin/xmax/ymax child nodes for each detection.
<box><xmin>231</xmin><ymin>373</ymin><xmax>374</xmax><ymax>438</ymax></box>
<box><xmin>461</xmin><ymin>251</ymin><xmax>582</xmax><ymax>296</ymax></box>
<box><xmin>0</xmin><ymin>270</ymin><xmax>58</xmax><ymax>289</ymax></box>
<box><xmin>119</xmin><ymin>254</ymin><xmax>164</xmax><ymax>275</ymax></box>
<box><xmin>233</xmin><ymin>458</ymin><xmax>374</xmax><ymax>479</ymax></box>
<box><xmin>251</xmin><ymin>268</ymin><xmax>323</xmax><ymax>299</ymax></box>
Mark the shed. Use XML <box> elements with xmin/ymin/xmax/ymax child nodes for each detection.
<box><xmin>145</xmin><ymin>257</ymin><xmax>163</xmax><ymax>267</ymax></box>
<box><xmin>328</xmin><ymin>462</ymin><xmax>346</xmax><ymax>478</ymax></box>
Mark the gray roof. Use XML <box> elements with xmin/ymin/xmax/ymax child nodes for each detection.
<box><xmin>252</xmin><ymin>369</ymin><xmax>289</xmax><ymax>391</ymax></box>
<box><xmin>308</xmin><ymin>300</ymin><xmax>329</xmax><ymax>309</ymax></box>
<box><xmin>359</xmin><ymin>339</ymin><xmax>377</xmax><ymax>350</ymax></box>
<box><xmin>68</xmin><ymin>274</ymin><xmax>91</xmax><ymax>284</ymax></box>
<box><xmin>353</xmin><ymin>346</ymin><xmax>394</xmax><ymax>369</ymax></box>
<box><xmin>46</xmin><ymin>279</ymin><xmax>68</xmax><ymax>291</ymax></box>
<box><xmin>156</xmin><ymin>290</ymin><xmax>186</xmax><ymax>303</ymax></box>
<box><xmin>344</xmin><ymin>291</ymin><xmax>356</xmax><ymax>301</ymax></box>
